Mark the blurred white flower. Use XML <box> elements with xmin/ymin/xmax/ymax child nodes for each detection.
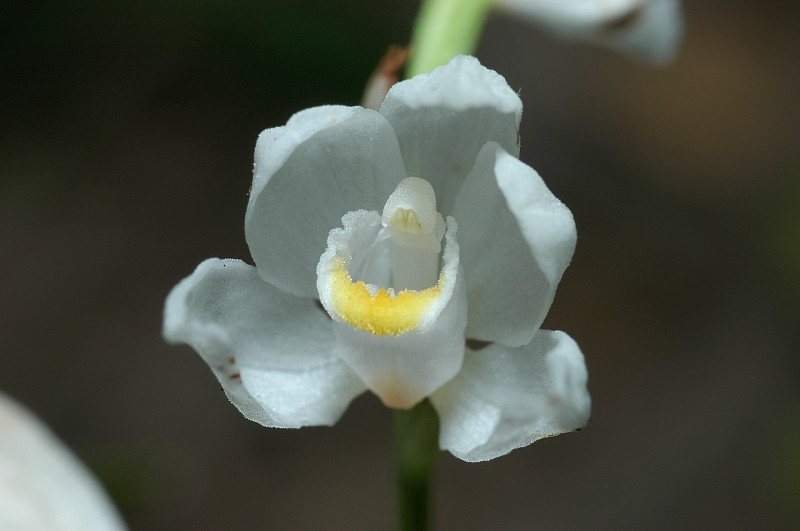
<box><xmin>494</xmin><ymin>0</ymin><xmax>684</xmax><ymax>62</ymax></box>
<box><xmin>0</xmin><ymin>392</ymin><xmax>126</xmax><ymax>531</ymax></box>
<box><xmin>164</xmin><ymin>56</ymin><xmax>590</xmax><ymax>461</ymax></box>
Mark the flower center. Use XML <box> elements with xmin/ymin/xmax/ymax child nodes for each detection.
<box><xmin>378</xmin><ymin>177</ymin><xmax>445</xmax><ymax>291</ymax></box>
<box><xmin>317</xmin><ymin>177</ymin><xmax>450</xmax><ymax>336</ymax></box>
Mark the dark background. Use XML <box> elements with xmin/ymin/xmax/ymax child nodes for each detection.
<box><xmin>2</xmin><ymin>1</ymin><xmax>799</xmax><ymax>529</ymax></box>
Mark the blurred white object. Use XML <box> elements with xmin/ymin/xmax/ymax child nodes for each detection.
<box><xmin>495</xmin><ymin>0</ymin><xmax>684</xmax><ymax>63</ymax></box>
<box><xmin>0</xmin><ymin>392</ymin><xmax>126</xmax><ymax>531</ymax></box>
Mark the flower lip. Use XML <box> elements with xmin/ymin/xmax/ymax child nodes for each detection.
<box><xmin>317</xmin><ymin>208</ymin><xmax>460</xmax><ymax>337</ymax></box>
<box><xmin>319</xmin><ymin>210</ymin><xmax>467</xmax><ymax>408</ymax></box>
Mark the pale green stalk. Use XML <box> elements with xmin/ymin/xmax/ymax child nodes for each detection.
<box><xmin>392</xmin><ymin>3</ymin><xmax>493</xmax><ymax>529</ymax></box>
<box><xmin>407</xmin><ymin>0</ymin><xmax>493</xmax><ymax>77</ymax></box>
<box><xmin>394</xmin><ymin>399</ymin><xmax>440</xmax><ymax>531</ymax></box>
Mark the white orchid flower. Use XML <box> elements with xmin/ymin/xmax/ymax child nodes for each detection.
<box><xmin>494</xmin><ymin>0</ymin><xmax>684</xmax><ymax>63</ymax></box>
<box><xmin>164</xmin><ymin>55</ymin><xmax>590</xmax><ymax>462</ymax></box>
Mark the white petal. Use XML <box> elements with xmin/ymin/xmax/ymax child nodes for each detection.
<box><xmin>496</xmin><ymin>0</ymin><xmax>640</xmax><ymax>27</ymax></box>
<box><xmin>246</xmin><ymin>105</ymin><xmax>407</xmax><ymax>299</ymax></box>
<box><xmin>596</xmin><ymin>0</ymin><xmax>684</xmax><ymax>63</ymax></box>
<box><xmin>317</xmin><ymin>212</ymin><xmax>467</xmax><ymax>408</ymax></box>
<box><xmin>431</xmin><ymin>330</ymin><xmax>590</xmax><ymax>462</ymax></box>
<box><xmin>164</xmin><ymin>258</ymin><xmax>366</xmax><ymax>428</ymax></box>
<box><xmin>454</xmin><ymin>141</ymin><xmax>576</xmax><ymax>346</ymax></box>
<box><xmin>0</xmin><ymin>392</ymin><xmax>126</xmax><ymax>531</ymax></box>
<box><xmin>380</xmin><ymin>55</ymin><xmax>522</xmax><ymax>215</ymax></box>
<box><xmin>496</xmin><ymin>0</ymin><xmax>683</xmax><ymax>63</ymax></box>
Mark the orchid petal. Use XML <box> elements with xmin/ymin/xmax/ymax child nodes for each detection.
<box><xmin>431</xmin><ymin>330</ymin><xmax>590</xmax><ymax>462</ymax></box>
<box><xmin>495</xmin><ymin>0</ymin><xmax>683</xmax><ymax>63</ymax></box>
<box><xmin>595</xmin><ymin>0</ymin><xmax>684</xmax><ymax>63</ymax></box>
<box><xmin>246</xmin><ymin>105</ymin><xmax>406</xmax><ymax>299</ymax></box>
<box><xmin>164</xmin><ymin>258</ymin><xmax>366</xmax><ymax>428</ymax></box>
<box><xmin>380</xmin><ymin>55</ymin><xmax>522</xmax><ymax>215</ymax></box>
<box><xmin>495</xmin><ymin>0</ymin><xmax>641</xmax><ymax>27</ymax></box>
<box><xmin>454</xmin><ymin>141</ymin><xmax>576</xmax><ymax>347</ymax></box>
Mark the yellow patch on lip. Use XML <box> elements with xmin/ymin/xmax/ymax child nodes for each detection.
<box><xmin>328</xmin><ymin>257</ymin><xmax>443</xmax><ymax>336</ymax></box>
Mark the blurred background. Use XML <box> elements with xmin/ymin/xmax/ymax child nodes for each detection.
<box><xmin>1</xmin><ymin>0</ymin><xmax>798</xmax><ymax>529</ymax></box>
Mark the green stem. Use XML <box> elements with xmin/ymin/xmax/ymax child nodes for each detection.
<box><xmin>407</xmin><ymin>0</ymin><xmax>493</xmax><ymax>77</ymax></box>
<box><xmin>394</xmin><ymin>399</ymin><xmax>440</xmax><ymax>531</ymax></box>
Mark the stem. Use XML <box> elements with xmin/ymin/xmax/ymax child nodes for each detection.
<box><xmin>394</xmin><ymin>399</ymin><xmax>440</xmax><ymax>531</ymax></box>
<box><xmin>407</xmin><ymin>0</ymin><xmax>493</xmax><ymax>77</ymax></box>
